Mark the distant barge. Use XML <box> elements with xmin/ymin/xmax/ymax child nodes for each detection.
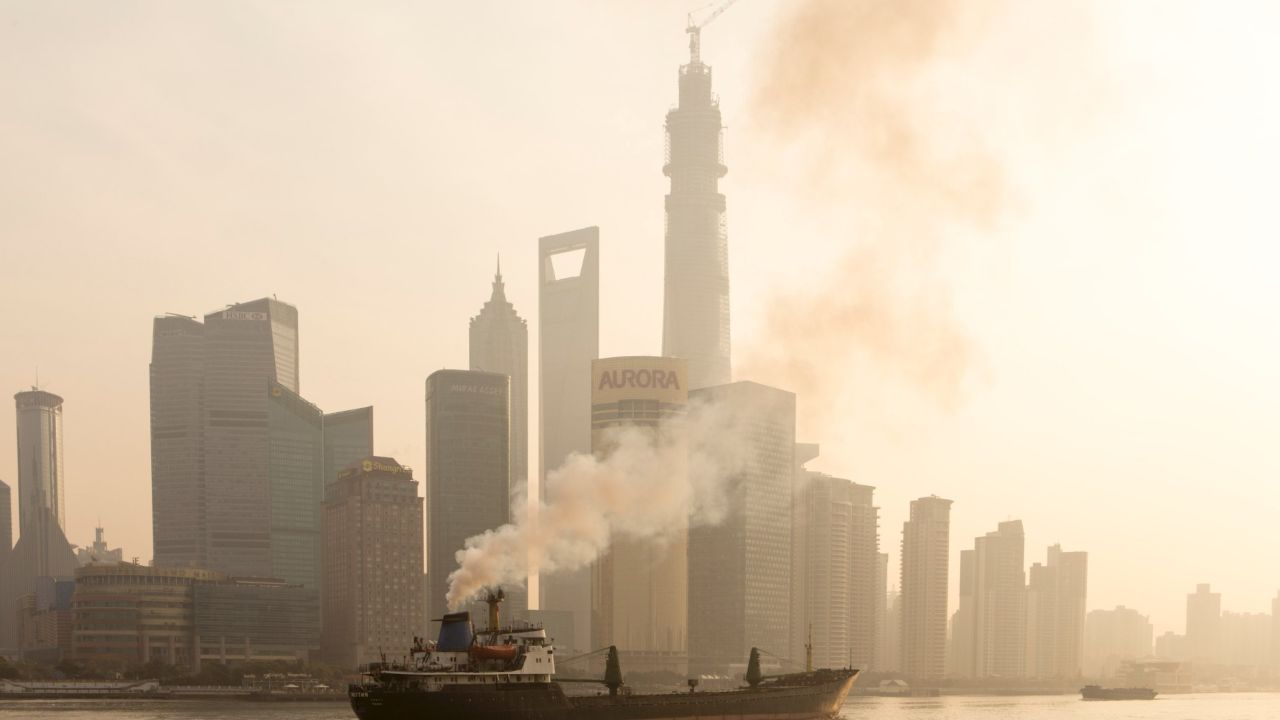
<box><xmin>1080</xmin><ymin>685</ymin><xmax>1157</xmax><ymax>701</ymax></box>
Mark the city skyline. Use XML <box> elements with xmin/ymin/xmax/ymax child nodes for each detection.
<box><xmin>1</xmin><ymin>0</ymin><xmax>1278</xmax><ymax>639</ymax></box>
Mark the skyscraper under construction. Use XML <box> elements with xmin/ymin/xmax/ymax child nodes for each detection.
<box><xmin>662</xmin><ymin>23</ymin><xmax>730</xmax><ymax>390</ymax></box>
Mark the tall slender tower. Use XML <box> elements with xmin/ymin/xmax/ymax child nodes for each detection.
<box><xmin>14</xmin><ymin>389</ymin><xmax>66</xmax><ymax>537</ymax></box>
<box><xmin>662</xmin><ymin>26</ymin><xmax>730</xmax><ymax>390</ymax></box>
<box><xmin>470</xmin><ymin>258</ymin><xmax>528</xmax><ymax>510</ymax></box>
<box><xmin>539</xmin><ymin>227</ymin><xmax>599</xmax><ymax>645</ymax></box>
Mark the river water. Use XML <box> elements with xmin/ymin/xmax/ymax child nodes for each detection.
<box><xmin>0</xmin><ymin>693</ymin><xmax>1277</xmax><ymax>719</ymax></box>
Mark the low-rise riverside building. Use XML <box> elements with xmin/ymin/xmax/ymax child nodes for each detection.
<box><xmin>71</xmin><ymin>562</ymin><xmax>318</xmax><ymax>670</ymax></box>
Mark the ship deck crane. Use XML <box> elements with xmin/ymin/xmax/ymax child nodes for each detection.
<box><xmin>686</xmin><ymin>0</ymin><xmax>740</xmax><ymax>65</ymax></box>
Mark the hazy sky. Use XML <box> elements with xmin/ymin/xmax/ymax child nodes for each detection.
<box><xmin>1</xmin><ymin>1</ymin><xmax>1277</xmax><ymax>635</ymax></box>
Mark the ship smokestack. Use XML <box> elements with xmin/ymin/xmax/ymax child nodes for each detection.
<box><xmin>485</xmin><ymin>588</ymin><xmax>505</xmax><ymax>632</ymax></box>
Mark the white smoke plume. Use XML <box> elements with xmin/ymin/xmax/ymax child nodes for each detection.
<box><xmin>445</xmin><ymin>399</ymin><xmax>751</xmax><ymax>610</ymax></box>
<box><xmin>740</xmin><ymin>0</ymin><xmax>1013</xmax><ymax>424</ymax></box>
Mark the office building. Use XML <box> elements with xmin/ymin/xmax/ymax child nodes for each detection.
<box><xmin>539</xmin><ymin>227</ymin><xmax>599</xmax><ymax>644</ymax></box>
<box><xmin>266</xmin><ymin>381</ymin><xmax>324</xmax><ymax>589</ymax></box>
<box><xmin>900</xmin><ymin>496</ymin><xmax>951</xmax><ymax>681</ymax></box>
<box><xmin>1084</xmin><ymin>606</ymin><xmax>1154</xmax><ymax>677</ymax></box>
<box><xmin>425</xmin><ymin>370</ymin><xmax>511</xmax><ymax>621</ymax></box>
<box><xmin>590</xmin><ymin>356</ymin><xmax>688</xmax><ymax>672</ymax></box>
<box><xmin>323</xmin><ymin>407</ymin><xmax>374</xmax><ymax>488</ymax></box>
<box><xmin>151</xmin><ymin>299</ymin><xmax>368</xmax><ymax>588</ymax></box>
<box><xmin>1025</xmin><ymin>545</ymin><xmax>1087</xmax><ymax>679</ymax></box>
<box><xmin>1185</xmin><ymin>583</ymin><xmax>1221</xmax><ymax>664</ymax></box>
<box><xmin>202</xmin><ymin>299</ymin><xmax>299</xmax><ymax>579</ymax></box>
<box><xmin>322</xmin><ymin>457</ymin><xmax>424</xmax><ymax>669</ymax></box>
<box><xmin>15</xmin><ymin>389</ymin><xmax>66</xmax><ymax>537</ymax></box>
<box><xmin>192</xmin><ymin>579</ymin><xmax>320</xmax><ymax>670</ymax></box>
<box><xmin>688</xmin><ymin>381</ymin><xmax>795</xmax><ymax>675</ymax></box>
<box><xmin>0</xmin><ymin>479</ymin><xmax>11</xmax><ymax>557</ymax></box>
<box><xmin>470</xmin><ymin>259</ymin><xmax>529</xmax><ymax>511</ymax></box>
<box><xmin>149</xmin><ymin>314</ymin><xmax>208</xmax><ymax>569</ymax></box>
<box><xmin>790</xmin><ymin>447</ymin><xmax>879</xmax><ymax>671</ymax></box>
<box><xmin>662</xmin><ymin>21</ymin><xmax>731</xmax><ymax>390</ymax></box>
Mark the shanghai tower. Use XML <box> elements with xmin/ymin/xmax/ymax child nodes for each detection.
<box><xmin>662</xmin><ymin>25</ymin><xmax>731</xmax><ymax>390</ymax></box>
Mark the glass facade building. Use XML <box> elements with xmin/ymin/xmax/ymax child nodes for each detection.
<box><xmin>14</xmin><ymin>389</ymin><xmax>66</xmax><ymax>538</ymax></box>
<box><xmin>425</xmin><ymin>370</ymin><xmax>511</xmax><ymax>622</ymax></box>
<box><xmin>687</xmin><ymin>381</ymin><xmax>795</xmax><ymax>675</ymax></box>
<box><xmin>267</xmin><ymin>382</ymin><xmax>324</xmax><ymax>590</ymax></box>
<box><xmin>150</xmin><ymin>314</ymin><xmax>208</xmax><ymax>569</ymax></box>
<box><xmin>322</xmin><ymin>407</ymin><xmax>373</xmax><ymax>489</ymax></box>
<box><xmin>192</xmin><ymin>579</ymin><xmax>320</xmax><ymax>669</ymax></box>
<box><xmin>538</xmin><ymin>227</ymin><xmax>599</xmax><ymax>646</ymax></box>
<box><xmin>202</xmin><ymin>299</ymin><xmax>299</xmax><ymax>579</ymax></box>
<box><xmin>150</xmin><ymin>298</ymin><xmax>367</xmax><ymax>591</ymax></box>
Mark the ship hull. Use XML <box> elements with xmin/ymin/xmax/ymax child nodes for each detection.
<box><xmin>350</xmin><ymin>670</ymin><xmax>857</xmax><ymax>720</ymax></box>
<box><xmin>1080</xmin><ymin>686</ymin><xmax>1157</xmax><ymax>701</ymax></box>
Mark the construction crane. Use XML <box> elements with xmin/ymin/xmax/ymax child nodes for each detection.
<box><xmin>686</xmin><ymin>0</ymin><xmax>740</xmax><ymax>65</ymax></box>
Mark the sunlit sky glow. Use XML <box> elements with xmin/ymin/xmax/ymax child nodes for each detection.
<box><xmin>1</xmin><ymin>1</ymin><xmax>1276</xmax><ymax>634</ymax></box>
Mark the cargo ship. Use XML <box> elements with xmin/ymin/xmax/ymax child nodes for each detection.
<box><xmin>1080</xmin><ymin>685</ymin><xmax>1157</xmax><ymax>701</ymax></box>
<box><xmin>348</xmin><ymin>591</ymin><xmax>858</xmax><ymax>720</ymax></box>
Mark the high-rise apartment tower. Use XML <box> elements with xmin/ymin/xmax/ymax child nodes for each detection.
<box><xmin>1025</xmin><ymin>544</ymin><xmax>1088</xmax><ymax>679</ymax></box>
<box><xmin>790</xmin><ymin>447</ymin><xmax>879</xmax><ymax>672</ymax></box>
<box><xmin>900</xmin><ymin>496</ymin><xmax>951</xmax><ymax>681</ymax></box>
<box><xmin>967</xmin><ymin>520</ymin><xmax>1027</xmax><ymax>679</ymax></box>
<box><xmin>662</xmin><ymin>27</ymin><xmax>730</xmax><ymax>389</ymax></box>
<box><xmin>1185</xmin><ymin>583</ymin><xmax>1221</xmax><ymax>664</ymax></box>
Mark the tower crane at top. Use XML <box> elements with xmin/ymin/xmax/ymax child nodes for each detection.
<box><xmin>686</xmin><ymin>0</ymin><xmax>740</xmax><ymax>65</ymax></box>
